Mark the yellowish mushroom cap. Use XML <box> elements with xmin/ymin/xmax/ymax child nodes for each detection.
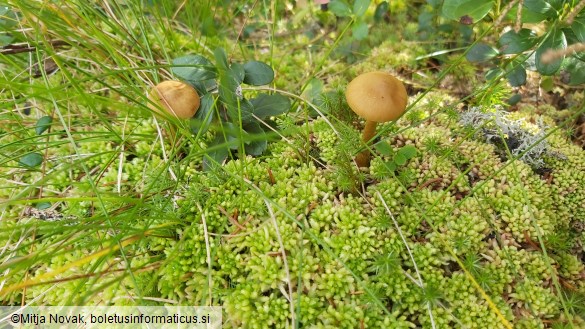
<box><xmin>149</xmin><ymin>80</ymin><xmax>200</xmax><ymax>119</ymax></box>
<box><xmin>345</xmin><ymin>71</ymin><xmax>408</xmax><ymax>123</ymax></box>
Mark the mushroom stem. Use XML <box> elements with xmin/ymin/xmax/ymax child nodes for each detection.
<box><xmin>355</xmin><ymin>120</ymin><xmax>377</xmax><ymax>168</ymax></box>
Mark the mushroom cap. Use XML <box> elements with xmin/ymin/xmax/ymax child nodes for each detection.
<box><xmin>345</xmin><ymin>71</ymin><xmax>408</xmax><ymax>123</ymax></box>
<box><xmin>149</xmin><ymin>80</ymin><xmax>200</xmax><ymax>119</ymax></box>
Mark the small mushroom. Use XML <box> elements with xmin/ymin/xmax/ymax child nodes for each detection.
<box><xmin>148</xmin><ymin>80</ymin><xmax>200</xmax><ymax>119</ymax></box>
<box><xmin>345</xmin><ymin>71</ymin><xmax>408</xmax><ymax>168</ymax></box>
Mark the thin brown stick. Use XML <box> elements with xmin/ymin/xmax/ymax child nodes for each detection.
<box><xmin>541</xmin><ymin>42</ymin><xmax>585</xmax><ymax>64</ymax></box>
<box><xmin>0</xmin><ymin>40</ymin><xmax>70</xmax><ymax>55</ymax></box>
<box><xmin>567</xmin><ymin>0</ymin><xmax>585</xmax><ymax>25</ymax></box>
<box><xmin>515</xmin><ymin>0</ymin><xmax>524</xmax><ymax>32</ymax></box>
<box><xmin>494</xmin><ymin>0</ymin><xmax>519</xmax><ymax>27</ymax></box>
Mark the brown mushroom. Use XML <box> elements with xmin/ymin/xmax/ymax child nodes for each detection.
<box><xmin>345</xmin><ymin>71</ymin><xmax>408</xmax><ymax>168</ymax></box>
<box><xmin>148</xmin><ymin>80</ymin><xmax>200</xmax><ymax>119</ymax></box>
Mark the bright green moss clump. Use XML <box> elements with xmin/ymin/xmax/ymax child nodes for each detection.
<box><xmin>1</xmin><ymin>90</ymin><xmax>584</xmax><ymax>328</ymax></box>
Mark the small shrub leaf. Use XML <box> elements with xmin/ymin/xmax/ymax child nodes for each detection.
<box><xmin>190</xmin><ymin>93</ymin><xmax>215</xmax><ymax>135</ymax></box>
<box><xmin>535</xmin><ymin>29</ymin><xmax>567</xmax><ymax>75</ymax></box>
<box><xmin>171</xmin><ymin>55</ymin><xmax>217</xmax><ymax>82</ymax></box>
<box><xmin>393</xmin><ymin>153</ymin><xmax>407</xmax><ymax>166</ymax></box>
<box><xmin>466</xmin><ymin>43</ymin><xmax>499</xmax><ymax>63</ymax></box>
<box><xmin>374</xmin><ymin>141</ymin><xmax>393</xmax><ymax>156</ymax></box>
<box><xmin>498</xmin><ymin>28</ymin><xmax>538</xmax><ymax>54</ymax></box>
<box><xmin>374</xmin><ymin>1</ymin><xmax>389</xmax><ymax>22</ymax></box>
<box><xmin>329</xmin><ymin>0</ymin><xmax>352</xmax><ymax>17</ymax></box>
<box><xmin>398</xmin><ymin>145</ymin><xmax>417</xmax><ymax>159</ymax></box>
<box><xmin>243</xmin><ymin>61</ymin><xmax>274</xmax><ymax>86</ymax></box>
<box><xmin>442</xmin><ymin>0</ymin><xmax>493</xmax><ymax>23</ymax></box>
<box><xmin>19</xmin><ymin>153</ymin><xmax>43</xmax><ymax>168</ymax></box>
<box><xmin>353</xmin><ymin>0</ymin><xmax>371</xmax><ymax>17</ymax></box>
<box><xmin>35</xmin><ymin>116</ymin><xmax>52</xmax><ymax>135</ymax></box>
<box><xmin>352</xmin><ymin>21</ymin><xmax>369</xmax><ymax>40</ymax></box>
<box><xmin>251</xmin><ymin>93</ymin><xmax>290</xmax><ymax>119</ymax></box>
<box><xmin>203</xmin><ymin>135</ymin><xmax>229</xmax><ymax>171</ymax></box>
<box><xmin>506</xmin><ymin>63</ymin><xmax>527</xmax><ymax>86</ymax></box>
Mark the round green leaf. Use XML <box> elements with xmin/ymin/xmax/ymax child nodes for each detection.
<box><xmin>393</xmin><ymin>153</ymin><xmax>407</xmax><ymax>166</ymax></box>
<box><xmin>506</xmin><ymin>93</ymin><xmax>522</xmax><ymax>105</ymax></box>
<box><xmin>535</xmin><ymin>29</ymin><xmax>567</xmax><ymax>76</ymax></box>
<box><xmin>35</xmin><ymin>116</ymin><xmax>53</xmax><ymax>135</ymax></box>
<box><xmin>250</xmin><ymin>93</ymin><xmax>291</xmax><ymax>119</ymax></box>
<box><xmin>329</xmin><ymin>0</ymin><xmax>352</xmax><ymax>17</ymax></box>
<box><xmin>171</xmin><ymin>55</ymin><xmax>217</xmax><ymax>83</ymax></box>
<box><xmin>442</xmin><ymin>0</ymin><xmax>493</xmax><ymax>23</ymax></box>
<box><xmin>397</xmin><ymin>145</ymin><xmax>417</xmax><ymax>159</ymax></box>
<box><xmin>571</xmin><ymin>14</ymin><xmax>585</xmax><ymax>42</ymax></box>
<box><xmin>352</xmin><ymin>21</ymin><xmax>369</xmax><ymax>40</ymax></box>
<box><xmin>190</xmin><ymin>93</ymin><xmax>215</xmax><ymax>135</ymax></box>
<box><xmin>374</xmin><ymin>141</ymin><xmax>393</xmax><ymax>156</ymax></box>
<box><xmin>384</xmin><ymin>161</ymin><xmax>397</xmax><ymax>172</ymax></box>
<box><xmin>466</xmin><ymin>43</ymin><xmax>499</xmax><ymax>63</ymax></box>
<box><xmin>563</xmin><ymin>57</ymin><xmax>585</xmax><ymax>85</ymax></box>
<box><xmin>203</xmin><ymin>135</ymin><xmax>229</xmax><ymax>171</ymax></box>
<box><xmin>243</xmin><ymin>122</ymin><xmax>267</xmax><ymax>156</ymax></box>
<box><xmin>523</xmin><ymin>0</ymin><xmax>553</xmax><ymax>14</ymax></box>
<box><xmin>243</xmin><ymin>61</ymin><xmax>274</xmax><ymax>86</ymax></box>
<box><xmin>213</xmin><ymin>47</ymin><xmax>229</xmax><ymax>71</ymax></box>
<box><xmin>19</xmin><ymin>153</ymin><xmax>43</xmax><ymax>168</ymax></box>
<box><xmin>374</xmin><ymin>1</ymin><xmax>389</xmax><ymax>22</ymax></box>
<box><xmin>36</xmin><ymin>202</ymin><xmax>52</xmax><ymax>210</ymax></box>
<box><xmin>498</xmin><ymin>29</ymin><xmax>538</xmax><ymax>54</ymax></box>
<box><xmin>230</xmin><ymin>62</ymin><xmax>245</xmax><ymax>84</ymax></box>
<box><xmin>506</xmin><ymin>63</ymin><xmax>527</xmax><ymax>86</ymax></box>
<box><xmin>353</xmin><ymin>0</ymin><xmax>371</xmax><ymax>17</ymax></box>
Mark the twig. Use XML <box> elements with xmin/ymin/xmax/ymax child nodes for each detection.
<box><xmin>494</xmin><ymin>0</ymin><xmax>519</xmax><ymax>27</ymax></box>
<box><xmin>0</xmin><ymin>40</ymin><xmax>70</xmax><ymax>55</ymax></box>
<box><xmin>566</xmin><ymin>0</ymin><xmax>585</xmax><ymax>25</ymax></box>
<box><xmin>515</xmin><ymin>0</ymin><xmax>524</xmax><ymax>32</ymax></box>
<box><xmin>541</xmin><ymin>42</ymin><xmax>585</xmax><ymax>64</ymax></box>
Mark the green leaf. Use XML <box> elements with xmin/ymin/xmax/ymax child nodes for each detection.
<box><xmin>442</xmin><ymin>0</ymin><xmax>493</xmax><ymax>23</ymax></box>
<box><xmin>352</xmin><ymin>21</ymin><xmax>369</xmax><ymax>40</ymax></box>
<box><xmin>485</xmin><ymin>67</ymin><xmax>503</xmax><ymax>81</ymax></box>
<box><xmin>250</xmin><ymin>93</ymin><xmax>291</xmax><ymax>119</ymax></box>
<box><xmin>536</xmin><ymin>29</ymin><xmax>567</xmax><ymax>75</ymax></box>
<box><xmin>523</xmin><ymin>0</ymin><xmax>553</xmax><ymax>14</ymax></box>
<box><xmin>398</xmin><ymin>145</ymin><xmax>417</xmax><ymax>159</ymax></box>
<box><xmin>203</xmin><ymin>134</ymin><xmax>229</xmax><ymax>171</ymax></box>
<box><xmin>571</xmin><ymin>14</ymin><xmax>585</xmax><ymax>42</ymax></box>
<box><xmin>19</xmin><ymin>153</ymin><xmax>43</xmax><ymax>168</ymax></box>
<box><xmin>506</xmin><ymin>93</ymin><xmax>522</xmax><ymax>105</ymax></box>
<box><xmin>506</xmin><ymin>63</ymin><xmax>527</xmax><ymax>87</ymax></box>
<box><xmin>353</xmin><ymin>0</ymin><xmax>371</xmax><ymax>17</ymax></box>
<box><xmin>384</xmin><ymin>161</ymin><xmax>397</xmax><ymax>172</ymax></box>
<box><xmin>374</xmin><ymin>141</ymin><xmax>393</xmax><ymax>156</ymax></box>
<box><xmin>466</xmin><ymin>43</ymin><xmax>499</xmax><ymax>63</ymax></box>
<box><xmin>564</xmin><ymin>57</ymin><xmax>585</xmax><ymax>85</ymax></box>
<box><xmin>190</xmin><ymin>93</ymin><xmax>215</xmax><ymax>135</ymax></box>
<box><xmin>0</xmin><ymin>34</ymin><xmax>14</xmax><ymax>46</ymax></box>
<box><xmin>238</xmin><ymin>98</ymin><xmax>255</xmax><ymax>124</ymax></box>
<box><xmin>498</xmin><ymin>28</ymin><xmax>538</xmax><ymax>54</ymax></box>
<box><xmin>230</xmin><ymin>62</ymin><xmax>245</xmax><ymax>84</ymax></box>
<box><xmin>242</xmin><ymin>61</ymin><xmax>274</xmax><ymax>86</ymax></box>
<box><xmin>36</xmin><ymin>202</ymin><xmax>52</xmax><ymax>210</ymax></box>
<box><xmin>35</xmin><ymin>116</ymin><xmax>52</xmax><ymax>135</ymax></box>
<box><xmin>329</xmin><ymin>0</ymin><xmax>352</xmax><ymax>17</ymax></box>
<box><xmin>393</xmin><ymin>153</ymin><xmax>407</xmax><ymax>166</ymax></box>
<box><xmin>213</xmin><ymin>47</ymin><xmax>229</xmax><ymax>71</ymax></box>
<box><xmin>301</xmin><ymin>78</ymin><xmax>323</xmax><ymax>103</ymax></box>
<box><xmin>171</xmin><ymin>55</ymin><xmax>217</xmax><ymax>83</ymax></box>
<box><xmin>374</xmin><ymin>1</ymin><xmax>389</xmax><ymax>22</ymax></box>
<box><xmin>243</xmin><ymin>122</ymin><xmax>267</xmax><ymax>156</ymax></box>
